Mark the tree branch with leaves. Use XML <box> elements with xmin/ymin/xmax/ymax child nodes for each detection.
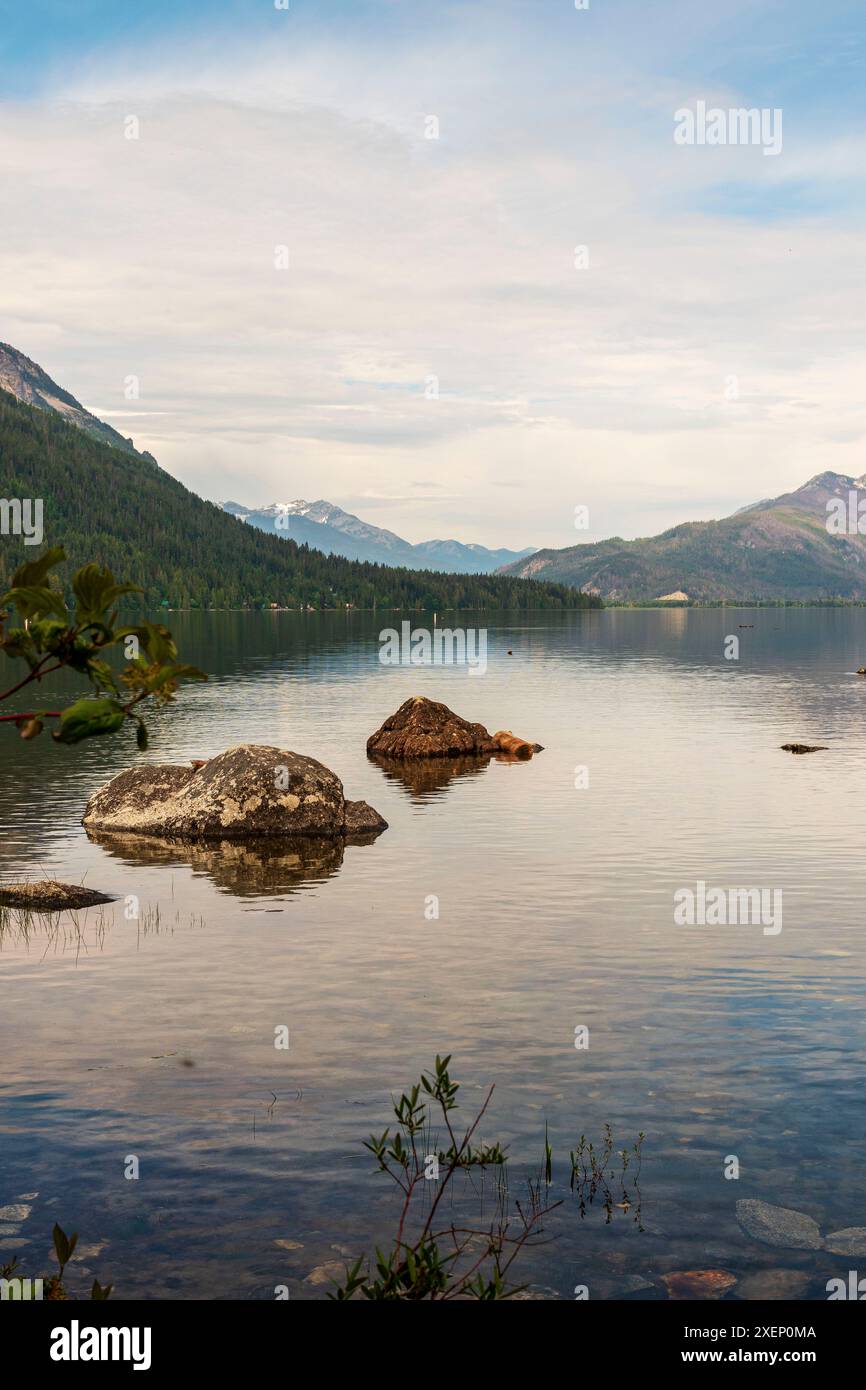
<box><xmin>0</xmin><ymin>546</ymin><xmax>205</xmax><ymax>748</ymax></box>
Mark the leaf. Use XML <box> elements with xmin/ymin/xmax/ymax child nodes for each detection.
<box><xmin>0</xmin><ymin>627</ymin><xmax>37</xmax><ymax>664</ymax></box>
<box><xmin>7</xmin><ymin>546</ymin><xmax>66</xmax><ymax>591</ymax></box>
<box><xmin>84</xmin><ymin>657</ymin><xmax>120</xmax><ymax>692</ymax></box>
<box><xmin>71</xmin><ymin>564</ymin><xmax>142</xmax><ymax>623</ymax></box>
<box><xmin>53</xmin><ymin>1223</ymin><xmax>77</xmax><ymax>1267</ymax></box>
<box><xmin>117</xmin><ymin>621</ymin><xmax>177</xmax><ymax>666</ymax></box>
<box><xmin>28</xmin><ymin>618</ymin><xmax>70</xmax><ymax>653</ymax></box>
<box><xmin>143</xmin><ymin>662</ymin><xmax>207</xmax><ymax>693</ymax></box>
<box><xmin>136</xmin><ymin>721</ymin><xmax>148</xmax><ymax>750</ymax></box>
<box><xmin>18</xmin><ymin>718</ymin><xmax>43</xmax><ymax>741</ymax></box>
<box><xmin>2</xmin><ymin>584</ymin><xmax>68</xmax><ymax>623</ymax></box>
<box><xmin>90</xmin><ymin>1279</ymin><xmax>113</xmax><ymax>1300</ymax></box>
<box><xmin>52</xmin><ymin>697</ymin><xmax>127</xmax><ymax>745</ymax></box>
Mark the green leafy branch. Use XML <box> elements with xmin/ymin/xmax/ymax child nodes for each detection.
<box><xmin>329</xmin><ymin>1056</ymin><xmax>560</xmax><ymax>1301</ymax></box>
<box><xmin>0</xmin><ymin>546</ymin><xmax>206</xmax><ymax>747</ymax></box>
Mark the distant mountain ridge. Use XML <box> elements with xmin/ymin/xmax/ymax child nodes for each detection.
<box><xmin>223</xmin><ymin>498</ymin><xmax>534</xmax><ymax>574</ymax></box>
<box><xmin>0</xmin><ymin>342</ymin><xmax>590</xmax><ymax>611</ymax></box>
<box><xmin>0</xmin><ymin>341</ymin><xmax>155</xmax><ymax>462</ymax></box>
<box><xmin>500</xmin><ymin>471</ymin><xmax>866</xmax><ymax>602</ymax></box>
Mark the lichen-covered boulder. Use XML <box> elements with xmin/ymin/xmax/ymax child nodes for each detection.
<box><xmin>367</xmin><ymin>697</ymin><xmax>498</xmax><ymax>760</ymax></box>
<box><xmin>82</xmin><ymin>745</ymin><xmax>387</xmax><ymax>840</ymax></box>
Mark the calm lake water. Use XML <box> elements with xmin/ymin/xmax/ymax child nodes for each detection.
<box><xmin>2</xmin><ymin>607</ymin><xmax>866</xmax><ymax>1300</ymax></box>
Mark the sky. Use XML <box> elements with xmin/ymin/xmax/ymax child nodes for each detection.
<box><xmin>1</xmin><ymin>0</ymin><xmax>864</xmax><ymax>550</ymax></box>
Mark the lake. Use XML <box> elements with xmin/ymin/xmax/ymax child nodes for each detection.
<box><xmin>2</xmin><ymin>607</ymin><xmax>866</xmax><ymax>1300</ymax></box>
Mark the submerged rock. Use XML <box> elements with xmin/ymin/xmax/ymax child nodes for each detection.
<box><xmin>0</xmin><ymin>881</ymin><xmax>114</xmax><ymax>911</ymax></box>
<box><xmin>304</xmin><ymin>1260</ymin><xmax>346</xmax><ymax>1286</ymax></box>
<box><xmin>661</xmin><ymin>1269</ymin><xmax>737</xmax><ymax>1300</ymax></box>
<box><xmin>781</xmin><ymin>743</ymin><xmax>828</xmax><ymax>754</ymax></box>
<box><xmin>83</xmin><ymin>745</ymin><xmax>387</xmax><ymax>841</ymax></box>
<box><xmin>736</xmin><ymin>1199</ymin><xmax>823</xmax><ymax>1250</ymax></box>
<box><xmin>823</xmin><ymin>1227</ymin><xmax>866</xmax><ymax>1257</ymax></box>
<box><xmin>367</xmin><ymin>697</ymin><xmax>542</xmax><ymax>760</ymax></box>
<box><xmin>736</xmin><ymin>1269</ymin><xmax>811</xmax><ymax>1300</ymax></box>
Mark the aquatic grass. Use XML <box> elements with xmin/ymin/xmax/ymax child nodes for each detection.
<box><xmin>0</xmin><ymin>897</ymin><xmax>204</xmax><ymax>953</ymax></box>
<box><xmin>569</xmin><ymin>1127</ymin><xmax>645</xmax><ymax>1226</ymax></box>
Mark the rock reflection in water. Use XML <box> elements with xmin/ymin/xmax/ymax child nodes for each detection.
<box><xmin>368</xmin><ymin>750</ymin><xmax>534</xmax><ymax>802</ymax></box>
<box><xmin>368</xmin><ymin>752</ymin><xmax>494</xmax><ymax>801</ymax></box>
<box><xmin>85</xmin><ymin>830</ymin><xmax>378</xmax><ymax>898</ymax></box>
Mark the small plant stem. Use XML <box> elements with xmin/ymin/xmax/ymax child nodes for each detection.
<box><xmin>419</xmin><ymin>1084</ymin><xmax>495</xmax><ymax>1242</ymax></box>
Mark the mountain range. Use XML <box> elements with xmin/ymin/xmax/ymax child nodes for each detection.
<box><xmin>500</xmin><ymin>472</ymin><xmax>866</xmax><ymax>602</ymax></box>
<box><xmin>222</xmin><ymin>499</ymin><xmax>534</xmax><ymax>574</ymax></box>
<box><xmin>0</xmin><ymin>344</ymin><xmax>586</xmax><ymax>612</ymax></box>
<box><xmin>5</xmin><ymin>339</ymin><xmax>866</xmax><ymax>604</ymax></box>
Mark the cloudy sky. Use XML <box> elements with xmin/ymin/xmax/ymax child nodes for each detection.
<box><xmin>1</xmin><ymin>0</ymin><xmax>864</xmax><ymax>549</ymax></box>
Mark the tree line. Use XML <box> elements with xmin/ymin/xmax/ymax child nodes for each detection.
<box><xmin>0</xmin><ymin>390</ymin><xmax>599</xmax><ymax>613</ymax></box>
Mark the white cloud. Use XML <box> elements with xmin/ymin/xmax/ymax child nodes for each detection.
<box><xmin>0</xmin><ymin>3</ymin><xmax>863</xmax><ymax>549</ymax></box>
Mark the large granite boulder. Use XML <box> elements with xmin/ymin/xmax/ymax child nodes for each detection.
<box><xmin>367</xmin><ymin>697</ymin><xmax>498</xmax><ymax>760</ymax></box>
<box><xmin>82</xmin><ymin>745</ymin><xmax>387</xmax><ymax>840</ymax></box>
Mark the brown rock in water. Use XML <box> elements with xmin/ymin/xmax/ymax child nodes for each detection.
<box><xmin>0</xmin><ymin>881</ymin><xmax>115</xmax><ymax>911</ymax></box>
<box><xmin>367</xmin><ymin>697</ymin><xmax>542</xmax><ymax>761</ymax></box>
<box><xmin>661</xmin><ymin>1269</ymin><xmax>737</xmax><ymax>1300</ymax></box>
<box><xmin>82</xmin><ymin>745</ymin><xmax>387</xmax><ymax>841</ymax></box>
<box><xmin>343</xmin><ymin>799</ymin><xmax>389</xmax><ymax>836</ymax></box>
<box><xmin>367</xmin><ymin>697</ymin><xmax>498</xmax><ymax>760</ymax></box>
<box><xmin>781</xmin><ymin>743</ymin><xmax>828</xmax><ymax>754</ymax></box>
